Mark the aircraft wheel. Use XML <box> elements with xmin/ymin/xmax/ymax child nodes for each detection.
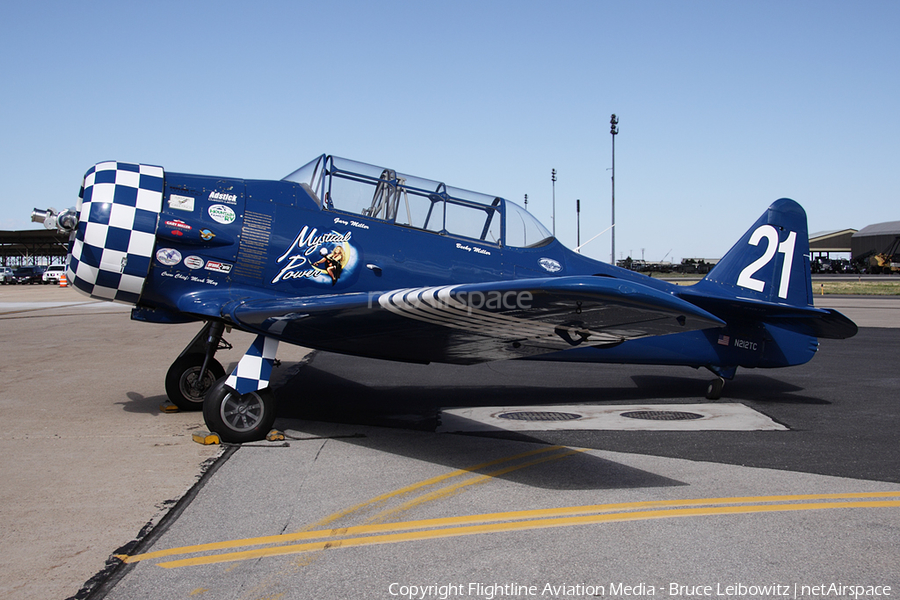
<box><xmin>706</xmin><ymin>376</ymin><xmax>725</xmax><ymax>400</ymax></box>
<box><xmin>165</xmin><ymin>354</ymin><xmax>225</xmax><ymax>411</ymax></box>
<box><xmin>203</xmin><ymin>379</ymin><xmax>276</xmax><ymax>443</ymax></box>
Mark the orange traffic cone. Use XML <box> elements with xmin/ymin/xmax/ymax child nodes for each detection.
<box><xmin>59</xmin><ymin>274</ymin><xmax>67</xmax><ymax>287</ymax></box>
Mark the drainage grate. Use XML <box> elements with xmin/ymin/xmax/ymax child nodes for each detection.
<box><xmin>496</xmin><ymin>411</ymin><xmax>583</xmax><ymax>422</ymax></box>
<box><xmin>620</xmin><ymin>410</ymin><xmax>704</xmax><ymax>421</ymax></box>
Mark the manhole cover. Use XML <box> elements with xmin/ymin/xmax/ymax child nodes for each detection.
<box><xmin>496</xmin><ymin>411</ymin><xmax>583</xmax><ymax>422</ymax></box>
<box><xmin>620</xmin><ymin>410</ymin><xmax>704</xmax><ymax>421</ymax></box>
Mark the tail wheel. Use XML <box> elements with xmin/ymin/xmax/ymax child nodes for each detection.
<box><xmin>706</xmin><ymin>376</ymin><xmax>725</xmax><ymax>400</ymax></box>
<box><xmin>165</xmin><ymin>354</ymin><xmax>226</xmax><ymax>411</ymax></box>
<box><xmin>203</xmin><ymin>379</ymin><xmax>276</xmax><ymax>443</ymax></box>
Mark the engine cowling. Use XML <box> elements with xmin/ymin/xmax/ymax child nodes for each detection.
<box><xmin>68</xmin><ymin>161</ymin><xmax>164</xmax><ymax>304</ymax></box>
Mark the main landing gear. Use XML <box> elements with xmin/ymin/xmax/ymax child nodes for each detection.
<box><xmin>165</xmin><ymin>322</ymin><xmax>281</xmax><ymax>443</ymax></box>
<box><xmin>165</xmin><ymin>322</ymin><xmax>230</xmax><ymax>411</ymax></box>
<box><xmin>202</xmin><ymin>380</ymin><xmax>277</xmax><ymax>444</ymax></box>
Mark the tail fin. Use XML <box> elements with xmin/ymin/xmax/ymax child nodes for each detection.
<box><xmin>687</xmin><ymin>198</ymin><xmax>856</xmax><ymax>340</ymax></box>
<box><xmin>702</xmin><ymin>198</ymin><xmax>812</xmax><ymax>306</ymax></box>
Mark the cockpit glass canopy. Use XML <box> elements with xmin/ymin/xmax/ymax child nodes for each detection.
<box><xmin>284</xmin><ymin>155</ymin><xmax>553</xmax><ymax>248</ymax></box>
<box><xmin>504</xmin><ymin>199</ymin><xmax>553</xmax><ymax>248</ymax></box>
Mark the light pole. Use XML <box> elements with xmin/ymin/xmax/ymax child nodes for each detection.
<box><xmin>551</xmin><ymin>168</ymin><xmax>557</xmax><ymax>237</ymax></box>
<box><xmin>524</xmin><ymin>193</ymin><xmax>528</xmax><ymax>211</ymax></box>
<box><xmin>610</xmin><ymin>114</ymin><xmax>618</xmax><ymax>264</ymax></box>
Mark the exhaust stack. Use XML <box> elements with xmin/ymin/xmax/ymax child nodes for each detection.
<box><xmin>32</xmin><ymin>207</ymin><xmax>79</xmax><ymax>234</ymax></box>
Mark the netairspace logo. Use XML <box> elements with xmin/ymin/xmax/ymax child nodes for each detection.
<box><xmin>371</xmin><ymin>289</ymin><xmax>534</xmax><ymax>314</ymax></box>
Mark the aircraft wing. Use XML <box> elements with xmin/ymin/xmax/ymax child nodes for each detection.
<box><xmin>226</xmin><ymin>276</ymin><xmax>725</xmax><ymax>364</ymax></box>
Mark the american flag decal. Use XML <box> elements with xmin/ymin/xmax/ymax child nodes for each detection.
<box><xmin>718</xmin><ymin>334</ymin><xmax>730</xmax><ymax>346</ymax></box>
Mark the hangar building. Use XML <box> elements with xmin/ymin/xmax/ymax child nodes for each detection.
<box><xmin>850</xmin><ymin>221</ymin><xmax>900</xmax><ymax>262</ymax></box>
<box><xmin>809</xmin><ymin>229</ymin><xmax>857</xmax><ymax>260</ymax></box>
<box><xmin>0</xmin><ymin>229</ymin><xmax>69</xmax><ymax>267</ymax></box>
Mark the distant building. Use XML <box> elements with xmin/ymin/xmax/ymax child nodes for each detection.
<box><xmin>809</xmin><ymin>229</ymin><xmax>856</xmax><ymax>260</ymax></box>
<box><xmin>0</xmin><ymin>229</ymin><xmax>70</xmax><ymax>267</ymax></box>
<box><xmin>677</xmin><ymin>258</ymin><xmax>719</xmax><ymax>274</ymax></box>
<box><xmin>850</xmin><ymin>221</ymin><xmax>900</xmax><ymax>263</ymax></box>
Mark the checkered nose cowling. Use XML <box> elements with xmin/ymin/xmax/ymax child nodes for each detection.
<box><xmin>69</xmin><ymin>161</ymin><xmax>164</xmax><ymax>305</ymax></box>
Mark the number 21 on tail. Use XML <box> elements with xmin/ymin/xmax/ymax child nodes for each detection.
<box><xmin>736</xmin><ymin>225</ymin><xmax>797</xmax><ymax>299</ymax></box>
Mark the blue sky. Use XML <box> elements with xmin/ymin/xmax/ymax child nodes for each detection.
<box><xmin>2</xmin><ymin>0</ymin><xmax>897</xmax><ymax>263</ymax></box>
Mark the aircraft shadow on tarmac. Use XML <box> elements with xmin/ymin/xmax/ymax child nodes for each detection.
<box><xmin>271</xmin><ymin>352</ymin><xmax>829</xmax><ymax>431</ymax></box>
<box><xmin>249</xmin><ymin>351</ymin><xmax>838</xmax><ymax>490</ymax></box>
<box><xmin>715</xmin><ymin>375</ymin><xmax>829</xmax><ymax>405</ymax></box>
<box><xmin>112</xmin><ymin>350</ymin><xmax>827</xmax><ymax>492</ymax></box>
<box><xmin>276</xmin><ymin>408</ymin><xmax>688</xmax><ymax>492</ymax></box>
<box><xmin>114</xmin><ymin>352</ymin><xmax>826</xmax><ymax>425</ymax></box>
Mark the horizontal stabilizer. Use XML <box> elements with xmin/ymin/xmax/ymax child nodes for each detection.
<box><xmin>768</xmin><ymin>307</ymin><xmax>858</xmax><ymax>339</ymax></box>
<box><xmin>678</xmin><ymin>289</ymin><xmax>858</xmax><ymax>339</ymax></box>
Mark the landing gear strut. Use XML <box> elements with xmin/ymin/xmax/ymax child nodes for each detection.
<box><xmin>164</xmin><ymin>322</ymin><xmax>231</xmax><ymax>411</ymax></box>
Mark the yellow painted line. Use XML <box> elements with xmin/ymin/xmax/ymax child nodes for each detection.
<box><xmin>364</xmin><ymin>448</ymin><xmax>585</xmax><ymax>523</ymax></box>
<box><xmin>119</xmin><ymin>444</ymin><xmax>572</xmax><ymax>563</ymax></box>
<box><xmin>157</xmin><ymin>499</ymin><xmax>900</xmax><ymax>568</ymax></box>
<box><xmin>300</xmin><ymin>445</ymin><xmax>569</xmax><ymax>531</ymax></box>
<box><xmin>120</xmin><ymin>492</ymin><xmax>900</xmax><ymax>565</ymax></box>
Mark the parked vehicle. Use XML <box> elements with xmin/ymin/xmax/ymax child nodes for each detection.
<box><xmin>0</xmin><ymin>266</ymin><xmax>13</xmax><ymax>284</ymax></box>
<box><xmin>43</xmin><ymin>264</ymin><xmax>66</xmax><ymax>284</ymax></box>
<box><xmin>12</xmin><ymin>266</ymin><xmax>45</xmax><ymax>284</ymax></box>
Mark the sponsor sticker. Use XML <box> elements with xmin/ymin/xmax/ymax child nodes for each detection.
<box><xmin>209</xmin><ymin>190</ymin><xmax>237</xmax><ymax>204</ymax></box>
<box><xmin>208</xmin><ymin>204</ymin><xmax>236</xmax><ymax>225</ymax></box>
<box><xmin>200</xmin><ymin>228</ymin><xmax>216</xmax><ymax>241</ymax></box>
<box><xmin>184</xmin><ymin>256</ymin><xmax>205</xmax><ymax>269</ymax></box>
<box><xmin>164</xmin><ymin>219</ymin><xmax>192</xmax><ymax>231</ymax></box>
<box><xmin>205</xmin><ymin>260</ymin><xmax>233</xmax><ymax>274</ymax></box>
<box><xmin>156</xmin><ymin>248</ymin><xmax>182</xmax><ymax>266</ymax></box>
<box><xmin>168</xmin><ymin>194</ymin><xmax>195</xmax><ymax>212</ymax></box>
<box><xmin>539</xmin><ymin>258</ymin><xmax>562</xmax><ymax>273</ymax></box>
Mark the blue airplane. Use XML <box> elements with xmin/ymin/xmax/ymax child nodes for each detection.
<box><xmin>33</xmin><ymin>154</ymin><xmax>857</xmax><ymax>442</ymax></box>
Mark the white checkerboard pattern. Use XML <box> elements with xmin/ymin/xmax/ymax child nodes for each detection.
<box><xmin>69</xmin><ymin>161</ymin><xmax>164</xmax><ymax>304</ymax></box>
<box><xmin>226</xmin><ymin>335</ymin><xmax>281</xmax><ymax>394</ymax></box>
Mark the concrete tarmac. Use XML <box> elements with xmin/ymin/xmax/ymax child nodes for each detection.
<box><xmin>0</xmin><ymin>285</ymin><xmax>309</xmax><ymax>600</ymax></box>
<box><xmin>106</xmin><ymin>426</ymin><xmax>900</xmax><ymax>600</ymax></box>
<box><xmin>1</xmin><ymin>286</ymin><xmax>897</xmax><ymax>599</ymax></box>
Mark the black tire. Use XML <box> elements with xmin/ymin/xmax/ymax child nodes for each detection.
<box><xmin>706</xmin><ymin>377</ymin><xmax>725</xmax><ymax>400</ymax></box>
<box><xmin>165</xmin><ymin>353</ymin><xmax>226</xmax><ymax>411</ymax></box>
<box><xmin>203</xmin><ymin>378</ymin><xmax>276</xmax><ymax>443</ymax></box>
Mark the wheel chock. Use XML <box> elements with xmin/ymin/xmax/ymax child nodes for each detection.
<box><xmin>159</xmin><ymin>403</ymin><xmax>180</xmax><ymax>413</ymax></box>
<box><xmin>266</xmin><ymin>429</ymin><xmax>285</xmax><ymax>442</ymax></box>
<box><xmin>192</xmin><ymin>430</ymin><xmax>221</xmax><ymax>445</ymax></box>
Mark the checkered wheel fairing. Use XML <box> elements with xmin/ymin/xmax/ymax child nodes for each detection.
<box><xmin>70</xmin><ymin>161</ymin><xmax>164</xmax><ymax>304</ymax></box>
